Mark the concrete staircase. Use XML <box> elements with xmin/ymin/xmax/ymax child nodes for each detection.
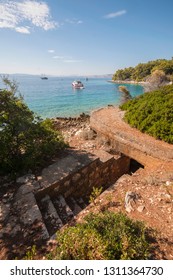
<box><xmin>36</xmin><ymin>194</ymin><xmax>88</xmax><ymax>237</ymax></box>
<box><xmin>1</xmin><ymin>148</ymin><xmax>131</xmax><ymax>260</ymax></box>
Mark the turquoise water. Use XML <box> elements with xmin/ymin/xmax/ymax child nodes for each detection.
<box><xmin>0</xmin><ymin>75</ymin><xmax>144</xmax><ymax>119</ymax></box>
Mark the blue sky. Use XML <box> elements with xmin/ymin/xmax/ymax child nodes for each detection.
<box><xmin>0</xmin><ymin>0</ymin><xmax>173</xmax><ymax>76</ymax></box>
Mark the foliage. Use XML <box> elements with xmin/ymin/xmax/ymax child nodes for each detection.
<box><xmin>49</xmin><ymin>211</ymin><xmax>151</xmax><ymax>260</ymax></box>
<box><xmin>120</xmin><ymin>85</ymin><xmax>173</xmax><ymax>143</ymax></box>
<box><xmin>89</xmin><ymin>186</ymin><xmax>103</xmax><ymax>204</ymax></box>
<box><xmin>118</xmin><ymin>86</ymin><xmax>132</xmax><ymax>104</ymax></box>
<box><xmin>0</xmin><ymin>78</ymin><xmax>66</xmax><ymax>176</ymax></box>
<box><xmin>22</xmin><ymin>245</ymin><xmax>37</xmax><ymax>260</ymax></box>
<box><xmin>112</xmin><ymin>58</ymin><xmax>173</xmax><ymax>82</ymax></box>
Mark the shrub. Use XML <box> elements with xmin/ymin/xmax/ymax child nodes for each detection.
<box><xmin>0</xmin><ymin>78</ymin><xmax>66</xmax><ymax>176</ymax></box>
<box><xmin>49</xmin><ymin>211</ymin><xmax>151</xmax><ymax>260</ymax></box>
<box><xmin>120</xmin><ymin>85</ymin><xmax>173</xmax><ymax>143</ymax></box>
<box><xmin>118</xmin><ymin>85</ymin><xmax>132</xmax><ymax>104</ymax></box>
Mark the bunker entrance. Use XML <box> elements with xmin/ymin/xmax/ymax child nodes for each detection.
<box><xmin>129</xmin><ymin>158</ymin><xmax>144</xmax><ymax>174</ymax></box>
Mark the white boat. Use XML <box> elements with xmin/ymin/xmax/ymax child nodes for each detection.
<box><xmin>72</xmin><ymin>80</ymin><xmax>84</xmax><ymax>89</ymax></box>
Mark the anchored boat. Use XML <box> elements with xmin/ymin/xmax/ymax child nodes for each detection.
<box><xmin>72</xmin><ymin>80</ymin><xmax>84</xmax><ymax>89</ymax></box>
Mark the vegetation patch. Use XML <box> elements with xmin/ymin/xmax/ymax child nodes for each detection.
<box><xmin>112</xmin><ymin>58</ymin><xmax>173</xmax><ymax>82</ymax></box>
<box><xmin>120</xmin><ymin>85</ymin><xmax>173</xmax><ymax>144</ymax></box>
<box><xmin>0</xmin><ymin>78</ymin><xmax>67</xmax><ymax>177</ymax></box>
<box><xmin>48</xmin><ymin>211</ymin><xmax>152</xmax><ymax>260</ymax></box>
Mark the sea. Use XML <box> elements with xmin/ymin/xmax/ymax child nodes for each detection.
<box><xmin>0</xmin><ymin>75</ymin><xmax>144</xmax><ymax>119</ymax></box>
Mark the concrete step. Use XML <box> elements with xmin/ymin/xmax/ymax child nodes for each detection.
<box><xmin>75</xmin><ymin>197</ymin><xmax>88</xmax><ymax>209</ymax></box>
<box><xmin>38</xmin><ymin>195</ymin><xmax>63</xmax><ymax>236</ymax></box>
<box><xmin>14</xmin><ymin>184</ymin><xmax>49</xmax><ymax>240</ymax></box>
<box><xmin>66</xmin><ymin>197</ymin><xmax>83</xmax><ymax>216</ymax></box>
<box><xmin>52</xmin><ymin>195</ymin><xmax>74</xmax><ymax>224</ymax></box>
<box><xmin>93</xmin><ymin>149</ymin><xmax>114</xmax><ymax>163</ymax></box>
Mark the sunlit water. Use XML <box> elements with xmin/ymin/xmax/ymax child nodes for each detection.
<box><xmin>0</xmin><ymin>75</ymin><xmax>144</xmax><ymax>119</ymax></box>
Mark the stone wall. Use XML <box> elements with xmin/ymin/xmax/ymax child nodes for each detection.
<box><xmin>35</xmin><ymin>153</ymin><xmax>130</xmax><ymax>201</ymax></box>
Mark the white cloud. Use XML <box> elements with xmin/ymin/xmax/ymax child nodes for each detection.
<box><xmin>15</xmin><ymin>26</ymin><xmax>30</xmax><ymax>34</ymax></box>
<box><xmin>53</xmin><ymin>56</ymin><xmax>64</xmax><ymax>59</ymax></box>
<box><xmin>63</xmin><ymin>59</ymin><xmax>82</xmax><ymax>63</ymax></box>
<box><xmin>65</xmin><ymin>18</ymin><xmax>83</xmax><ymax>25</ymax></box>
<box><xmin>52</xmin><ymin>55</ymin><xmax>82</xmax><ymax>63</ymax></box>
<box><xmin>48</xmin><ymin>49</ymin><xmax>55</xmax><ymax>53</ymax></box>
<box><xmin>77</xmin><ymin>20</ymin><xmax>83</xmax><ymax>24</ymax></box>
<box><xmin>0</xmin><ymin>0</ymin><xmax>57</xmax><ymax>33</ymax></box>
<box><xmin>104</xmin><ymin>10</ymin><xmax>127</xmax><ymax>19</ymax></box>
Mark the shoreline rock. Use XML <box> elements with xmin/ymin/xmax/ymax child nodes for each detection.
<box><xmin>107</xmin><ymin>80</ymin><xmax>146</xmax><ymax>85</ymax></box>
<box><xmin>52</xmin><ymin>113</ymin><xmax>90</xmax><ymax>131</ymax></box>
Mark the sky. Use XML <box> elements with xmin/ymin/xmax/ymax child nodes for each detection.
<box><xmin>0</xmin><ymin>0</ymin><xmax>173</xmax><ymax>76</ymax></box>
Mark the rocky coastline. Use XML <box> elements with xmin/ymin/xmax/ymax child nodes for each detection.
<box><xmin>107</xmin><ymin>79</ymin><xmax>146</xmax><ymax>85</ymax></box>
<box><xmin>52</xmin><ymin>112</ymin><xmax>90</xmax><ymax>131</ymax></box>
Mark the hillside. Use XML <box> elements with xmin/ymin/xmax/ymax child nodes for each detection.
<box><xmin>112</xmin><ymin>58</ymin><xmax>173</xmax><ymax>82</ymax></box>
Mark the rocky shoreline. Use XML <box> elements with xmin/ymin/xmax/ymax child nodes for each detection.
<box><xmin>107</xmin><ymin>80</ymin><xmax>146</xmax><ymax>85</ymax></box>
<box><xmin>52</xmin><ymin>112</ymin><xmax>90</xmax><ymax>131</ymax></box>
<box><xmin>52</xmin><ymin>113</ymin><xmax>97</xmax><ymax>148</ymax></box>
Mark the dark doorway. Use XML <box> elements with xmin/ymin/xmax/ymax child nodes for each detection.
<box><xmin>129</xmin><ymin>159</ymin><xmax>144</xmax><ymax>174</ymax></box>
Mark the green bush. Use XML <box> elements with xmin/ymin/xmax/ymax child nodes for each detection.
<box><xmin>0</xmin><ymin>79</ymin><xmax>66</xmax><ymax>176</ymax></box>
<box><xmin>49</xmin><ymin>211</ymin><xmax>151</xmax><ymax>260</ymax></box>
<box><xmin>120</xmin><ymin>85</ymin><xmax>173</xmax><ymax>143</ymax></box>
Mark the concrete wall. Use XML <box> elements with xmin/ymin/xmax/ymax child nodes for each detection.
<box><xmin>96</xmin><ymin>132</ymin><xmax>155</xmax><ymax>166</ymax></box>
<box><xmin>90</xmin><ymin>107</ymin><xmax>173</xmax><ymax>165</ymax></box>
<box><xmin>35</xmin><ymin>154</ymin><xmax>130</xmax><ymax>201</ymax></box>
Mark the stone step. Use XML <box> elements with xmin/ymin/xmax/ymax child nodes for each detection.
<box><xmin>93</xmin><ymin>149</ymin><xmax>114</xmax><ymax>163</ymax></box>
<box><xmin>14</xmin><ymin>184</ymin><xmax>49</xmax><ymax>240</ymax></box>
<box><xmin>81</xmin><ymin>196</ymin><xmax>90</xmax><ymax>205</ymax></box>
<box><xmin>75</xmin><ymin>197</ymin><xmax>88</xmax><ymax>209</ymax></box>
<box><xmin>38</xmin><ymin>195</ymin><xmax>63</xmax><ymax>236</ymax></box>
<box><xmin>66</xmin><ymin>197</ymin><xmax>83</xmax><ymax>216</ymax></box>
<box><xmin>52</xmin><ymin>195</ymin><xmax>74</xmax><ymax>224</ymax></box>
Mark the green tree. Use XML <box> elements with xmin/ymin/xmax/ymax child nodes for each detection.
<box><xmin>0</xmin><ymin>77</ymin><xmax>66</xmax><ymax>176</ymax></box>
<box><xmin>118</xmin><ymin>85</ymin><xmax>132</xmax><ymax>104</ymax></box>
<box><xmin>112</xmin><ymin>58</ymin><xmax>173</xmax><ymax>82</ymax></box>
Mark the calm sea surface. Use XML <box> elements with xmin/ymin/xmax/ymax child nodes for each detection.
<box><xmin>0</xmin><ymin>75</ymin><xmax>144</xmax><ymax>119</ymax></box>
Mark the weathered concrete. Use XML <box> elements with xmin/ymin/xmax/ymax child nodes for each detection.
<box><xmin>38</xmin><ymin>151</ymin><xmax>97</xmax><ymax>191</ymax></box>
<box><xmin>35</xmin><ymin>149</ymin><xmax>130</xmax><ymax>200</ymax></box>
<box><xmin>90</xmin><ymin>106</ymin><xmax>173</xmax><ymax>165</ymax></box>
<box><xmin>14</xmin><ymin>184</ymin><xmax>49</xmax><ymax>239</ymax></box>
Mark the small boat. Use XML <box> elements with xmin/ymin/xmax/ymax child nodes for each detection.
<box><xmin>72</xmin><ymin>80</ymin><xmax>84</xmax><ymax>89</ymax></box>
<box><xmin>41</xmin><ymin>75</ymin><xmax>48</xmax><ymax>80</ymax></box>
